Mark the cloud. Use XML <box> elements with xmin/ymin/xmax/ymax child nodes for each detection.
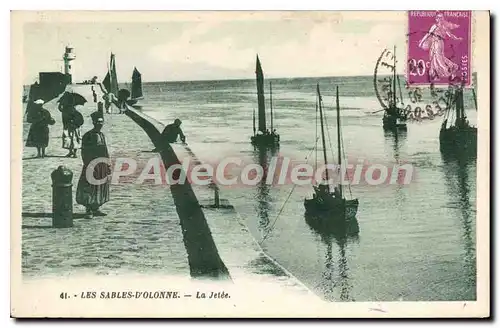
<box><xmin>23</xmin><ymin>14</ymin><xmax>408</xmax><ymax>83</ymax></box>
<box><xmin>148</xmin><ymin>17</ymin><xmax>407</xmax><ymax>79</ymax></box>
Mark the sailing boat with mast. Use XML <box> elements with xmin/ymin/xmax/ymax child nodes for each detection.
<box><xmin>102</xmin><ymin>52</ymin><xmax>119</xmax><ymax>97</ymax></box>
<box><xmin>250</xmin><ymin>55</ymin><xmax>280</xmax><ymax>147</ymax></box>
<box><xmin>304</xmin><ymin>84</ymin><xmax>359</xmax><ymax>221</ymax></box>
<box><xmin>375</xmin><ymin>46</ymin><xmax>408</xmax><ymax>131</ymax></box>
<box><xmin>126</xmin><ymin>67</ymin><xmax>144</xmax><ymax>107</ymax></box>
<box><xmin>439</xmin><ymin>86</ymin><xmax>477</xmax><ymax>156</ymax></box>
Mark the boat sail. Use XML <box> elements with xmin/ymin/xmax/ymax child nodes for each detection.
<box><xmin>439</xmin><ymin>86</ymin><xmax>477</xmax><ymax>156</ymax></box>
<box><xmin>103</xmin><ymin>53</ymin><xmax>119</xmax><ymax>96</ymax></box>
<box><xmin>250</xmin><ymin>55</ymin><xmax>280</xmax><ymax>147</ymax></box>
<box><xmin>127</xmin><ymin>67</ymin><xmax>144</xmax><ymax>106</ymax></box>
<box><xmin>304</xmin><ymin>84</ymin><xmax>359</xmax><ymax>221</ymax></box>
<box><xmin>131</xmin><ymin>67</ymin><xmax>143</xmax><ymax>99</ymax></box>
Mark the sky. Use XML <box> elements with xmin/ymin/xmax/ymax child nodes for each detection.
<box><xmin>21</xmin><ymin>11</ymin><xmax>408</xmax><ymax>84</ymax></box>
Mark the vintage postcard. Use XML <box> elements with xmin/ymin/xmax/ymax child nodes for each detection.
<box><xmin>11</xmin><ymin>11</ymin><xmax>490</xmax><ymax>318</ymax></box>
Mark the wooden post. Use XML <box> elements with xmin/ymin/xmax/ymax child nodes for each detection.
<box><xmin>214</xmin><ymin>186</ymin><xmax>220</xmax><ymax>208</ymax></box>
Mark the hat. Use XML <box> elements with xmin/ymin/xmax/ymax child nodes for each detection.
<box><xmin>34</xmin><ymin>99</ymin><xmax>45</xmax><ymax>105</ymax></box>
<box><xmin>174</xmin><ymin>118</ymin><xmax>182</xmax><ymax>125</ymax></box>
<box><xmin>90</xmin><ymin>111</ymin><xmax>104</xmax><ymax>123</ymax></box>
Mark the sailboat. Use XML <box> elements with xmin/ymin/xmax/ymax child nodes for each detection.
<box><xmin>304</xmin><ymin>84</ymin><xmax>359</xmax><ymax>222</ymax></box>
<box><xmin>102</xmin><ymin>53</ymin><xmax>119</xmax><ymax>97</ymax></box>
<box><xmin>250</xmin><ymin>55</ymin><xmax>280</xmax><ymax>147</ymax></box>
<box><xmin>126</xmin><ymin>67</ymin><xmax>144</xmax><ymax>107</ymax></box>
<box><xmin>439</xmin><ymin>86</ymin><xmax>477</xmax><ymax>156</ymax></box>
<box><xmin>375</xmin><ymin>46</ymin><xmax>407</xmax><ymax>131</ymax></box>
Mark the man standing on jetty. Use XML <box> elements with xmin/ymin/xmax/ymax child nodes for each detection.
<box><xmin>153</xmin><ymin>118</ymin><xmax>186</xmax><ymax>151</ymax></box>
<box><xmin>76</xmin><ymin>111</ymin><xmax>111</xmax><ymax>219</ymax></box>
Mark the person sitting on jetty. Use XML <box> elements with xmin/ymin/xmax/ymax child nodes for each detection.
<box><xmin>76</xmin><ymin>111</ymin><xmax>111</xmax><ymax>219</ymax></box>
<box><xmin>153</xmin><ymin>119</ymin><xmax>186</xmax><ymax>151</ymax></box>
<box><xmin>25</xmin><ymin>99</ymin><xmax>55</xmax><ymax>158</ymax></box>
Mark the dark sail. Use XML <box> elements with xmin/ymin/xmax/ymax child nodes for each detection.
<box><xmin>255</xmin><ymin>55</ymin><xmax>266</xmax><ymax>132</ymax></box>
<box><xmin>131</xmin><ymin>67</ymin><xmax>143</xmax><ymax>100</ymax></box>
<box><xmin>102</xmin><ymin>72</ymin><xmax>111</xmax><ymax>93</ymax></box>
<box><xmin>109</xmin><ymin>53</ymin><xmax>119</xmax><ymax>96</ymax></box>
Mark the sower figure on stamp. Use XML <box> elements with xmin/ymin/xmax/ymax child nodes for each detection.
<box><xmin>418</xmin><ymin>12</ymin><xmax>463</xmax><ymax>82</ymax></box>
<box><xmin>76</xmin><ymin>111</ymin><xmax>111</xmax><ymax>219</ymax></box>
<box><xmin>153</xmin><ymin>118</ymin><xmax>186</xmax><ymax>151</ymax></box>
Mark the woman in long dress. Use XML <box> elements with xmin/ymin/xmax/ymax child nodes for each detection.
<box><xmin>25</xmin><ymin>99</ymin><xmax>55</xmax><ymax>158</ymax></box>
<box><xmin>59</xmin><ymin>100</ymin><xmax>84</xmax><ymax>158</ymax></box>
<box><xmin>418</xmin><ymin>12</ymin><xmax>463</xmax><ymax>82</ymax></box>
<box><xmin>76</xmin><ymin>112</ymin><xmax>111</xmax><ymax>218</ymax></box>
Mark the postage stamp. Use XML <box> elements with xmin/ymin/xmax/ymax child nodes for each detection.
<box><xmin>407</xmin><ymin>10</ymin><xmax>472</xmax><ymax>87</ymax></box>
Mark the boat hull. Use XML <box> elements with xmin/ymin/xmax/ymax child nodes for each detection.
<box><xmin>126</xmin><ymin>97</ymin><xmax>144</xmax><ymax>109</ymax></box>
<box><xmin>304</xmin><ymin>197</ymin><xmax>359</xmax><ymax>219</ymax></box>
<box><xmin>250</xmin><ymin>134</ymin><xmax>280</xmax><ymax>147</ymax></box>
<box><xmin>383</xmin><ymin>114</ymin><xmax>407</xmax><ymax>131</ymax></box>
<box><xmin>439</xmin><ymin>126</ymin><xmax>477</xmax><ymax>156</ymax></box>
<box><xmin>304</xmin><ymin>197</ymin><xmax>359</xmax><ymax>235</ymax></box>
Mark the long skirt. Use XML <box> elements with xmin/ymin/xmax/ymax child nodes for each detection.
<box><xmin>62</xmin><ymin>128</ymin><xmax>82</xmax><ymax>150</ymax></box>
<box><xmin>429</xmin><ymin>38</ymin><xmax>459</xmax><ymax>79</ymax></box>
<box><xmin>26</xmin><ymin>123</ymin><xmax>49</xmax><ymax>148</ymax></box>
<box><xmin>76</xmin><ymin>162</ymin><xmax>110</xmax><ymax>208</ymax></box>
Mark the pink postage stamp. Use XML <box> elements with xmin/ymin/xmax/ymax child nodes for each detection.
<box><xmin>407</xmin><ymin>10</ymin><xmax>472</xmax><ymax>87</ymax></box>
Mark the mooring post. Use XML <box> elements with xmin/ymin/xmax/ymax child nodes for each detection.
<box><xmin>51</xmin><ymin>165</ymin><xmax>74</xmax><ymax>228</ymax></box>
<box><xmin>214</xmin><ymin>185</ymin><xmax>220</xmax><ymax>208</ymax></box>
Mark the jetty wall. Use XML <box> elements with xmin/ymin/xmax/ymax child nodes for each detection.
<box><xmin>123</xmin><ymin>108</ymin><xmax>231</xmax><ymax>279</ymax></box>
<box><xmin>124</xmin><ymin>107</ymin><xmax>318</xmax><ymax>297</ymax></box>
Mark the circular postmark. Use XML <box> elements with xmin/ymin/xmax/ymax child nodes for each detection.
<box><xmin>373</xmin><ymin>48</ymin><xmax>395</xmax><ymax>110</ymax></box>
<box><xmin>373</xmin><ymin>47</ymin><xmax>455</xmax><ymax>122</ymax></box>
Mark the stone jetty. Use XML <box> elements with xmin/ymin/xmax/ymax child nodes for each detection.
<box><xmin>21</xmin><ymin>85</ymin><xmax>319</xmax><ymax>301</ymax></box>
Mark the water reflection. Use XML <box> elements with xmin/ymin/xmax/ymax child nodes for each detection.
<box><xmin>253</xmin><ymin>145</ymin><xmax>278</xmax><ymax>236</ymax></box>
<box><xmin>305</xmin><ymin>213</ymin><xmax>359</xmax><ymax>301</ymax></box>
<box><xmin>383</xmin><ymin>129</ymin><xmax>407</xmax><ymax>161</ymax></box>
<box><xmin>384</xmin><ymin>128</ymin><xmax>408</xmax><ymax>219</ymax></box>
<box><xmin>441</xmin><ymin>153</ymin><xmax>476</xmax><ymax>297</ymax></box>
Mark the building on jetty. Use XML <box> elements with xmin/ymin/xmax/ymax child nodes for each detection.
<box><xmin>25</xmin><ymin>46</ymin><xmax>80</xmax><ymax>106</ymax></box>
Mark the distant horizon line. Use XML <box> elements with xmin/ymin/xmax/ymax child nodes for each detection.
<box><xmin>140</xmin><ymin>74</ymin><xmax>376</xmax><ymax>84</ymax></box>
<box><xmin>23</xmin><ymin>72</ymin><xmax>477</xmax><ymax>86</ymax></box>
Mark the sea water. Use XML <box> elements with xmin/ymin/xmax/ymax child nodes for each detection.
<box><xmin>138</xmin><ymin>75</ymin><xmax>476</xmax><ymax>302</ymax></box>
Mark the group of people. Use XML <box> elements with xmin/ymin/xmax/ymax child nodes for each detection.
<box><xmin>25</xmin><ymin>90</ymin><xmax>188</xmax><ymax>219</ymax></box>
<box><xmin>25</xmin><ymin>93</ymin><xmax>111</xmax><ymax>219</ymax></box>
<box><xmin>25</xmin><ymin>95</ymin><xmax>86</xmax><ymax>159</ymax></box>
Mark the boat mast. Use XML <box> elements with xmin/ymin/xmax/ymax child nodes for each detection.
<box><xmin>455</xmin><ymin>87</ymin><xmax>465</xmax><ymax>127</ymax></box>
<box><xmin>317</xmin><ymin>84</ymin><xmax>329</xmax><ymax>192</ymax></box>
<box><xmin>472</xmin><ymin>88</ymin><xmax>478</xmax><ymax>110</ymax></box>
<box><xmin>253</xmin><ymin>108</ymin><xmax>256</xmax><ymax>136</ymax></box>
<box><xmin>256</xmin><ymin>55</ymin><xmax>266</xmax><ymax>133</ymax></box>
<box><xmin>110</xmin><ymin>52</ymin><xmax>119</xmax><ymax>96</ymax></box>
<box><xmin>336</xmin><ymin>86</ymin><xmax>343</xmax><ymax>199</ymax></box>
<box><xmin>270</xmin><ymin>81</ymin><xmax>274</xmax><ymax>132</ymax></box>
<box><xmin>392</xmin><ymin>45</ymin><xmax>397</xmax><ymax>108</ymax></box>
